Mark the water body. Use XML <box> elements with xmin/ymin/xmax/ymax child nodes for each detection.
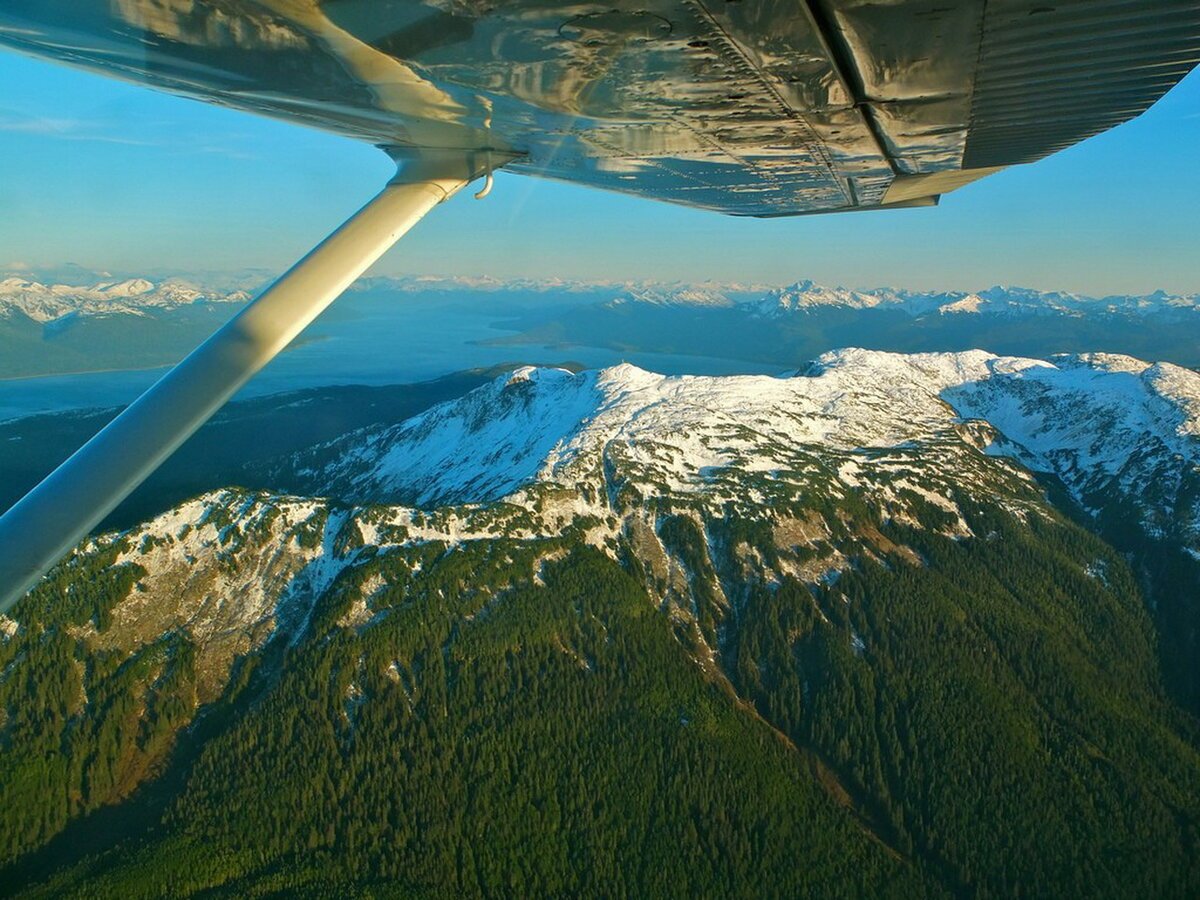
<box><xmin>0</xmin><ymin>291</ymin><xmax>780</xmax><ymax>421</ymax></box>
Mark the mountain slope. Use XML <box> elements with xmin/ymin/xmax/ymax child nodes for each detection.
<box><xmin>275</xmin><ymin>348</ymin><xmax>1200</xmax><ymax>712</ymax></box>
<box><xmin>2</xmin><ymin>353</ymin><xmax>1199</xmax><ymax>896</ymax></box>
<box><xmin>946</xmin><ymin>353</ymin><xmax>1200</xmax><ymax>541</ymax></box>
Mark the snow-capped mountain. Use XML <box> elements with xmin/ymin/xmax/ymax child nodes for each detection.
<box><xmin>8</xmin><ymin>348</ymin><xmax>1198</xmax><ymax>658</ymax></box>
<box><xmin>5</xmin><ymin>270</ymin><xmax>1193</xmax><ymax>326</ymax></box>
<box><xmin>5</xmin><ymin>346</ymin><xmax>1198</xmax><ymax>894</ymax></box>
<box><xmin>0</xmin><ymin>276</ymin><xmax>250</xmax><ymax>323</ymax></box>
<box><xmin>22</xmin><ymin>350</ymin><xmax>1113</xmax><ymax>693</ymax></box>
<box><xmin>279</xmin><ymin>350</ymin><xmax>1199</xmax><ymax>554</ymax></box>
<box><xmin>46</xmin><ymin>339</ymin><xmax>1190</xmax><ymax>656</ymax></box>
<box><xmin>752</xmin><ymin>279</ymin><xmax>917</xmax><ymax>314</ymax></box>
<box><xmin>355</xmin><ymin>274</ymin><xmax>1200</xmax><ymax>318</ymax></box>
<box><xmin>13</xmin><ymin>348</ymin><xmax>1192</xmax><ymax>768</ymax></box>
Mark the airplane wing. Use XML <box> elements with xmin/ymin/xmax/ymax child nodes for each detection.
<box><xmin>1</xmin><ymin>0</ymin><xmax>1197</xmax><ymax>216</ymax></box>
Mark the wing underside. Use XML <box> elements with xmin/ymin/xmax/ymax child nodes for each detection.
<box><xmin>0</xmin><ymin>0</ymin><xmax>1197</xmax><ymax>216</ymax></box>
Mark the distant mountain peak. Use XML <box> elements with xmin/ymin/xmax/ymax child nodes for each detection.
<box><xmin>97</xmin><ymin>277</ymin><xmax>156</xmax><ymax>297</ymax></box>
<box><xmin>0</xmin><ymin>275</ymin><xmax>249</xmax><ymax>323</ymax></box>
<box><xmin>605</xmin><ymin>285</ymin><xmax>734</xmax><ymax>308</ymax></box>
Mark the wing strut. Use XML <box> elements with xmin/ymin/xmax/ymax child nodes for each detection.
<box><xmin>0</xmin><ymin>152</ymin><xmax>488</xmax><ymax>614</ymax></box>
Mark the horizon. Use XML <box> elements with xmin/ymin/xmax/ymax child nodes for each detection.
<box><xmin>2</xmin><ymin>263</ymin><xmax>1198</xmax><ymax>303</ymax></box>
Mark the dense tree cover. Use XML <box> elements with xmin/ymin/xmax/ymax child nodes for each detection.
<box><xmin>719</xmin><ymin>503</ymin><xmax>1200</xmax><ymax>897</ymax></box>
<box><xmin>10</xmin><ymin>545</ymin><xmax>928</xmax><ymax>897</ymax></box>
<box><xmin>1</xmin><ymin>489</ymin><xmax>1198</xmax><ymax>896</ymax></box>
<box><xmin>1137</xmin><ymin>543</ymin><xmax>1200</xmax><ymax>712</ymax></box>
<box><xmin>1053</xmin><ymin>470</ymin><xmax>1200</xmax><ymax>717</ymax></box>
<box><xmin>0</xmin><ymin>550</ymin><xmax>196</xmax><ymax>865</ymax></box>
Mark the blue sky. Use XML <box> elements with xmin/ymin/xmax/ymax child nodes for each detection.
<box><xmin>0</xmin><ymin>49</ymin><xmax>1197</xmax><ymax>295</ymax></box>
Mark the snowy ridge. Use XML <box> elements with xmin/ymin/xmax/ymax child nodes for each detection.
<box><xmin>946</xmin><ymin>353</ymin><xmax>1200</xmax><ymax>539</ymax></box>
<box><xmin>65</xmin><ymin>490</ymin><xmax>340</xmax><ymax>698</ymax></box>
<box><xmin>311</xmin><ymin>366</ymin><xmax>606</xmax><ymax>507</ymax></box>
<box><xmin>305</xmin><ymin>349</ymin><xmax>1030</xmax><ymax>508</ymax></box>
<box><xmin>0</xmin><ymin>276</ymin><xmax>250</xmax><ymax>323</ymax></box>
<box><xmin>754</xmin><ymin>280</ymin><xmax>917</xmax><ymax>314</ymax></box>
<box><xmin>295</xmin><ymin>350</ymin><xmax>1200</xmax><ymax>549</ymax></box>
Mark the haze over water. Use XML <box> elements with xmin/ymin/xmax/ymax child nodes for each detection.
<box><xmin>0</xmin><ymin>291</ymin><xmax>777</xmax><ymax>421</ymax></box>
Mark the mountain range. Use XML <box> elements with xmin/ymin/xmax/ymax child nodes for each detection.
<box><xmin>0</xmin><ymin>277</ymin><xmax>249</xmax><ymax>324</ymax></box>
<box><xmin>2</xmin><ymin>349</ymin><xmax>1198</xmax><ymax>895</ymax></box>
<box><xmin>0</xmin><ymin>276</ymin><xmax>258</xmax><ymax>380</ymax></box>
<box><xmin>747</xmin><ymin>280</ymin><xmax>1200</xmax><ymax>320</ymax></box>
<box><xmin>2</xmin><ymin>273</ymin><xmax>1197</xmax><ymax>382</ymax></box>
<box><xmin>3</xmin><ymin>273</ymin><xmax>1196</xmax><ymax>327</ymax></box>
<box><xmin>498</xmin><ymin>279</ymin><xmax>1200</xmax><ymax>371</ymax></box>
